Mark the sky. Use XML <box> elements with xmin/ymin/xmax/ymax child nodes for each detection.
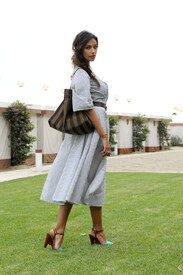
<box><xmin>0</xmin><ymin>0</ymin><xmax>183</xmax><ymax>121</ymax></box>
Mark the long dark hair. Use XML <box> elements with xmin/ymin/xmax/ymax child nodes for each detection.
<box><xmin>72</xmin><ymin>31</ymin><xmax>100</xmax><ymax>86</ymax></box>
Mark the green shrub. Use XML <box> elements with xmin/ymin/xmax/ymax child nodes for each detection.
<box><xmin>109</xmin><ymin>116</ymin><xmax>119</xmax><ymax>152</ymax></box>
<box><xmin>157</xmin><ymin>120</ymin><xmax>170</xmax><ymax>148</ymax></box>
<box><xmin>133</xmin><ymin>114</ymin><xmax>150</xmax><ymax>151</ymax></box>
<box><xmin>170</xmin><ymin>135</ymin><xmax>182</xmax><ymax>146</ymax></box>
<box><xmin>3</xmin><ymin>101</ymin><xmax>36</xmax><ymax>165</ymax></box>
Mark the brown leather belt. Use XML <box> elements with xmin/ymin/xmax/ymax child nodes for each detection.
<box><xmin>93</xmin><ymin>102</ymin><xmax>107</xmax><ymax>110</ymax></box>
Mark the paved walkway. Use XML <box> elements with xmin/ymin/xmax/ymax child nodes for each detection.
<box><xmin>0</xmin><ymin>147</ymin><xmax>183</xmax><ymax>182</ymax></box>
<box><xmin>107</xmin><ymin>146</ymin><xmax>183</xmax><ymax>173</ymax></box>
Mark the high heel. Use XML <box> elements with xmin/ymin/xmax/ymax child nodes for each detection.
<box><xmin>89</xmin><ymin>228</ymin><xmax>113</xmax><ymax>245</ymax></box>
<box><xmin>44</xmin><ymin>233</ymin><xmax>53</xmax><ymax>248</ymax></box>
<box><xmin>44</xmin><ymin>228</ymin><xmax>64</xmax><ymax>251</ymax></box>
<box><xmin>89</xmin><ymin>234</ymin><xmax>95</xmax><ymax>245</ymax></box>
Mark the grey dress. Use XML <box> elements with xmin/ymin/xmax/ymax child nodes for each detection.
<box><xmin>40</xmin><ymin>67</ymin><xmax>109</xmax><ymax>207</ymax></box>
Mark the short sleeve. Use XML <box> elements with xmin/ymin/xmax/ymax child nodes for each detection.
<box><xmin>71</xmin><ymin>69</ymin><xmax>94</xmax><ymax>112</ymax></box>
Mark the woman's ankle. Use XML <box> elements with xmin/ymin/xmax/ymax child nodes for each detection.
<box><xmin>55</xmin><ymin>225</ymin><xmax>65</xmax><ymax>234</ymax></box>
<box><xmin>92</xmin><ymin>226</ymin><xmax>103</xmax><ymax>232</ymax></box>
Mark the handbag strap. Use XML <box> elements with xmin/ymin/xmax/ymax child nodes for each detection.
<box><xmin>63</xmin><ymin>91</ymin><xmax>68</xmax><ymax>127</ymax></box>
<box><xmin>70</xmin><ymin>67</ymin><xmax>93</xmax><ymax>105</ymax></box>
<box><xmin>71</xmin><ymin>68</ymin><xmax>80</xmax><ymax>79</ymax></box>
<box><xmin>70</xmin><ymin>68</ymin><xmax>80</xmax><ymax>89</ymax></box>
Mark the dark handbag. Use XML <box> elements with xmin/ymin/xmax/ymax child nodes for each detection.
<box><xmin>48</xmin><ymin>88</ymin><xmax>94</xmax><ymax>135</ymax></box>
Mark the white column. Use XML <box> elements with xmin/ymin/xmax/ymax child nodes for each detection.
<box><xmin>35</xmin><ymin>149</ymin><xmax>42</xmax><ymax>171</ymax></box>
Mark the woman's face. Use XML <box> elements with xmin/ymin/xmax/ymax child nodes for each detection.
<box><xmin>83</xmin><ymin>38</ymin><xmax>98</xmax><ymax>63</ymax></box>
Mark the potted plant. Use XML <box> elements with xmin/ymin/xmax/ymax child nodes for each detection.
<box><xmin>157</xmin><ymin>120</ymin><xmax>170</xmax><ymax>150</ymax></box>
<box><xmin>109</xmin><ymin>116</ymin><xmax>119</xmax><ymax>154</ymax></box>
<box><xmin>3</xmin><ymin>101</ymin><xmax>36</xmax><ymax>165</ymax></box>
<box><xmin>132</xmin><ymin>114</ymin><xmax>150</xmax><ymax>152</ymax></box>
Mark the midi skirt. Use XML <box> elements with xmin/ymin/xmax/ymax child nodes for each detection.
<box><xmin>40</xmin><ymin>106</ymin><xmax>109</xmax><ymax>207</ymax></box>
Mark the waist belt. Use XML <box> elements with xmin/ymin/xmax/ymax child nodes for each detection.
<box><xmin>93</xmin><ymin>102</ymin><xmax>107</xmax><ymax>110</ymax></box>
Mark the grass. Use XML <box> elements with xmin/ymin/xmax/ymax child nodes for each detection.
<box><xmin>0</xmin><ymin>172</ymin><xmax>183</xmax><ymax>274</ymax></box>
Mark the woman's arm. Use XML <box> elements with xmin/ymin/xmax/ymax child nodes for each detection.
<box><xmin>85</xmin><ymin>109</ymin><xmax>111</xmax><ymax>157</ymax></box>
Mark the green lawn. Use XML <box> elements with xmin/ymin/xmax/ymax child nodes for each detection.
<box><xmin>0</xmin><ymin>172</ymin><xmax>183</xmax><ymax>275</ymax></box>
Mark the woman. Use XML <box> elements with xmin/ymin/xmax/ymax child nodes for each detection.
<box><xmin>41</xmin><ymin>30</ymin><xmax>112</xmax><ymax>251</ymax></box>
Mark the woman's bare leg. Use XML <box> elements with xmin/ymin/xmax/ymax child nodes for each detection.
<box><xmin>89</xmin><ymin>206</ymin><xmax>106</xmax><ymax>244</ymax></box>
<box><xmin>50</xmin><ymin>202</ymin><xmax>73</xmax><ymax>249</ymax></box>
<box><xmin>56</xmin><ymin>202</ymin><xmax>73</xmax><ymax>232</ymax></box>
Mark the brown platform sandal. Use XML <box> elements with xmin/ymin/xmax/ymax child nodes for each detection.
<box><xmin>89</xmin><ymin>228</ymin><xmax>113</xmax><ymax>245</ymax></box>
<box><xmin>44</xmin><ymin>228</ymin><xmax>64</xmax><ymax>251</ymax></box>
<box><xmin>89</xmin><ymin>228</ymin><xmax>104</xmax><ymax>245</ymax></box>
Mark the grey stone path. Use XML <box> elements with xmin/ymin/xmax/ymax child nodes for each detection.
<box><xmin>0</xmin><ymin>147</ymin><xmax>183</xmax><ymax>182</ymax></box>
<box><xmin>107</xmin><ymin>146</ymin><xmax>183</xmax><ymax>173</ymax></box>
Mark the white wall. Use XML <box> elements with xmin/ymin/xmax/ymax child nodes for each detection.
<box><xmin>0</xmin><ymin>113</ymin><xmax>10</xmax><ymax>160</ymax></box>
<box><xmin>170</xmin><ymin>125</ymin><xmax>183</xmax><ymax>143</ymax></box>
<box><xmin>42</xmin><ymin>114</ymin><xmax>63</xmax><ymax>154</ymax></box>
<box><xmin>117</xmin><ymin>118</ymin><xmax>133</xmax><ymax>149</ymax></box>
<box><xmin>29</xmin><ymin>113</ymin><xmax>37</xmax><ymax>155</ymax></box>
<box><xmin>145</xmin><ymin>121</ymin><xmax>159</xmax><ymax>147</ymax></box>
<box><xmin>0</xmin><ymin>103</ymin><xmax>173</xmax><ymax>167</ymax></box>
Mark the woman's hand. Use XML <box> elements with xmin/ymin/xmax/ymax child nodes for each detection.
<box><xmin>102</xmin><ymin>136</ymin><xmax>111</xmax><ymax>157</ymax></box>
<box><xmin>84</xmin><ymin>109</ymin><xmax>111</xmax><ymax>157</ymax></box>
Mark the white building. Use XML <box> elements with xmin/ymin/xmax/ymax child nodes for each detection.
<box><xmin>0</xmin><ymin>102</ymin><xmax>173</xmax><ymax>169</ymax></box>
